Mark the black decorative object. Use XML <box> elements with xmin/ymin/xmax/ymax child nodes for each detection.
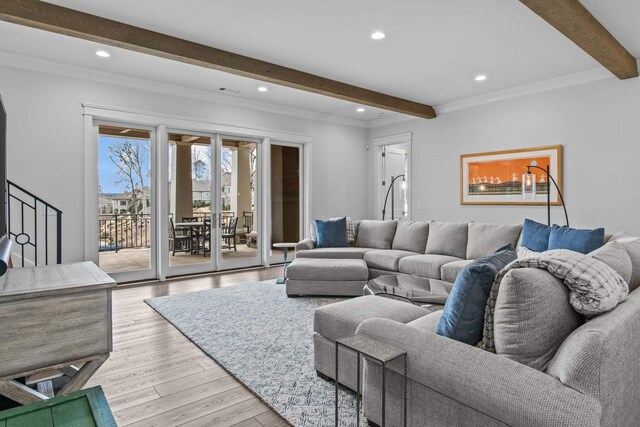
<box><xmin>382</xmin><ymin>174</ymin><xmax>405</xmax><ymax>221</ymax></box>
<box><xmin>522</xmin><ymin>161</ymin><xmax>569</xmax><ymax>227</ymax></box>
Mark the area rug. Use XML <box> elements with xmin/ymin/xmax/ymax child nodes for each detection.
<box><xmin>145</xmin><ymin>281</ymin><xmax>366</xmax><ymax>426</ymax></box>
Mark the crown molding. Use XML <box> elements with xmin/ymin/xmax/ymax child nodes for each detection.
<box><xmin>366</xmin><ymin>112</ymin><xmax>415</xmax><ymax>129</ymax></box>
<box><xmin>0</xmin><ymin>51</ymin><xmax>370</xmax><ymax>128</ymax></box>
<box><xmin>435</xmin><ymin>66</ymin><xmax>617</xmax><ymax>115</ymax></box>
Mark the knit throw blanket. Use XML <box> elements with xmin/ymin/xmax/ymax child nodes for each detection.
<box><xmin>481</xmin><ymin>249</ymin><xmax>628</xmax><ymax>352</ymax></box>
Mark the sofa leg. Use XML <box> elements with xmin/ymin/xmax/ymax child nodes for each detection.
<box><xmin>286</xmin><ymin>294</ymin><xmax>300</xmax><ymax>298</ymax></box>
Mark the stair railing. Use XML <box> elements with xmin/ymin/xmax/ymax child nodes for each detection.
<box><xmin>7</xmin><ymin>180</ymin><xmax>62</xmax><ymax>267</ymax></box>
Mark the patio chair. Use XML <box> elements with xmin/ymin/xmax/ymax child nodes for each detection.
<box><xmin>243</xmin><ymin>211</ymin><xmax>254</xmax><ymax>233</ymax></box>
<box><xmin>169</xmin><ymin>218</ymin><xmax>191</xmax><ymax>256</ymax></box>
<box><xmin>199</xmin><ymin>219</ymin><xmax>212</xmax><ymax>257</ymax></box>
<box><xmin>181</xmin><ymin>216</ymin><xmax>199</xmax><ymax>223</ymax></box>
<box><xmin>221</xmin><ymin>212</ymin><xmax>235</xmax><ymax>227</ymax></box>
<box><xmin>221</xmin><ymin>216</ymin><xmax>238</xmax><ymax>251</ymax></box>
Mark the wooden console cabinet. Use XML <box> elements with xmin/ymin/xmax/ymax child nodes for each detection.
<box><xmin>0</xmin><ymin>262</ymin><xmax>116</xmax><ymax>404</ymax></box>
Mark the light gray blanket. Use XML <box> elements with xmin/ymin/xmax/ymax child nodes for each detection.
<box><xmin>482</xmin><ymin>249</ymin><xmax>629</xmax><ymax>352</ymax></box>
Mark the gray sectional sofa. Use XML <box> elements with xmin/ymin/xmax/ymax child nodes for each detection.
<box><xmin>298</xmin><ymin>219</ymin><xmax>640</xmax><ymax>426</ymax></box>
<box><xmin>288</xmin><ymin>220</ymin><xmax>522</xmax><ymax>296</ymax></box>
<box><xmin>352</xmin><ymin>268</ymin><xmax>640</xmax><ymax>427</ymax></box>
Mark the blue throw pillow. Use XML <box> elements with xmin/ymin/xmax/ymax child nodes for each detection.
<box><xmin>521</xmin><ymin>219</ymin><xmax>552</xmax><ymax>252</ymax></box>
<box><xmin>315</xmin><ymin>217</ymin><xmax>348</xmax><ymax>248</ymax></box>
<box><xmin>548</xmin><ymin>225</ymin><xmax>605</xmax><ymax>254</ymax></box>
<box><xmin>436</xmin><ymin>244</ymin><xmax>517</xmax><ymax>345</ymax></box>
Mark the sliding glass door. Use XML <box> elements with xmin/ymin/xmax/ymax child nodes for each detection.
<box><xmin>96</xmin><ymin>123</ymin><xmax>157</xmax><ymax>283</ymax></box>
<box><xmin>217</xmin><ymin>136</ymin><xmax>262</xmax><ymax>270</ymax></box>
<box><xmin>91</xmin><ymin>115</ymin><xmax>306</xmax><ymax>281</ymax></box>
<box><xmin>165</xmin><ymin>130</ymin><xmax>216</xmax><ymax>276</ymax></box>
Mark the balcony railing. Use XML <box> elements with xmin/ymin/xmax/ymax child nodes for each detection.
<box><xmin>99</xmin><ymin>214</ymin><xmax>151</xmax><ymax>252</ymax></box>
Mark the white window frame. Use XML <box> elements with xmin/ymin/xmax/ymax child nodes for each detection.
<box><xmin>83</xmin><ymin>103</ymin><xmax>312</xmax><ymax>281</ymax></box>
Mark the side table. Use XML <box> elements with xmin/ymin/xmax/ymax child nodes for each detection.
<box><xmin>273</xmin><ymin>242</ymin><xmax>296</xmax><ymax>284</ymax></box>
<box><xmin>335</xmin><ymin>334</ymin><xmax>407</xmax><ymax>427</ymax></box>
<box><xmin>0</xmin><ymin>262</ymin><xmax>116</xmax><ymax>404</ymax></box>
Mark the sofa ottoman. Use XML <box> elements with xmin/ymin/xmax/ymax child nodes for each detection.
<box><xmin>285</xmin><ymin>258</ymin><xmax>369</xmax><ymax>297</ymax></box>
<box><xmin>313</xmin><ymin>295</ymin><xmax>430</xmax><ymax>390</ymax></box>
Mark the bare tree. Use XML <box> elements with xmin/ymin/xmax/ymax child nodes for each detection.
<box><xmin>108</xmin><ymin>139</ymin><xmax>149</xmax><ymax>213</ymax></box>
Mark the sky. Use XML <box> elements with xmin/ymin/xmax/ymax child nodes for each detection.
<box><xmin>99</xmin><ymin>136</ymin><xmax>151</xmax><ymax>194</ymax></box>
<box><xmin>99</xmin><ymin>137</ymin><xmax>219</xmax><ymax>195</ymax></box>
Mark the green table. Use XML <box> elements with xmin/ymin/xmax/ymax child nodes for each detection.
<box><xmin>0</xmin><ymin>387</ymin><xmax>115</xmax><ymax>427</ymax></box>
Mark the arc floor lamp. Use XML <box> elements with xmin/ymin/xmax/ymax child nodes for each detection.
<box><xmin>382</xmin><ymin>174</ymin><xmax>406</xmax><ymax>220</ymax></box>
<box><xmin>522</xmin><ymin>161</ymin><xmax>569</xmax><ymax>227</ymax></box>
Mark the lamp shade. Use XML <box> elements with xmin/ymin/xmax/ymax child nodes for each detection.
<box><xmin>522</xmin><ymin>173</ymin><xmax>536</xmax><ymax>200</ymax></box>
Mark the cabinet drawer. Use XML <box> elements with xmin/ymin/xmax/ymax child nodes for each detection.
<box><xmin>0</xmin><ymin>289</ymin><xmax>110</xmax><ymax>377</ymax></box>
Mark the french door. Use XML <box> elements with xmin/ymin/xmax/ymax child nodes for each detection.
<box><xmin>95</xmin><ymin>122</ymin><xmax>158</xmax><ymax>283</ymax></box>
<box><xmin>89</xmin><ymin>112</ymin><xmax>307</xmax><ymax>282</ymax></box>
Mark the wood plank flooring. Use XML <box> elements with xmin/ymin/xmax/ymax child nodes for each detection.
<box><xmin>85</xmin><ymin>267</ymin><xmax>290</xmax><ymax>427</ymax></box>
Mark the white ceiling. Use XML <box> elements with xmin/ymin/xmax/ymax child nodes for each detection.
<box><xmin>0</xmin><ymin>0</ymin><xmax>638</xmax><ymax>123</ymax></box>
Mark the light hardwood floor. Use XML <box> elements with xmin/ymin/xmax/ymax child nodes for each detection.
<box><xmin>85</xmin><ymin>267</ymin><xmax>289</xmax><ymax>427</ymax></box>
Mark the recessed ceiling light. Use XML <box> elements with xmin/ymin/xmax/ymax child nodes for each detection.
<box><xmin>371</xmin><ymin>31</ymin><xmax>386</xmax><ymax>40</ymax></box>
<box><xmin>257</xmin><ymin>86</ymin><xmax>268</xmax><ymax>92</ymax></box>
<box><xmin>95</xmin><ymin>50</ymin><xmax>110</xmax><ymax>58</ymax></box>
<box><xmin>356</xmin><ymin>107</ymin><xmax>366</xmax><ymax>113</ymax></box>
<box><xmin>474</xmin><ymin>74</ymin><xmax>487</xmax><ymax>82</ymax></box>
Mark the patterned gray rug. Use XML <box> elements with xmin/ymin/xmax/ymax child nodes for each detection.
<box><xmin>145</xmin><ymin>281</ymin><xmax>365</xmax><ymax>426</ymax></box>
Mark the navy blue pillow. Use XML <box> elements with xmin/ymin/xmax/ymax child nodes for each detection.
<box><xmin>315</xmin><ymin>217</ymin><xmax>348</xmax><ymax>248</ymax></box>
<box><xmin>548</xmin><ymin>225</ymin><xmax>605</xmax><ymax>254</ymax></box>
<box><xmin>521</xmin><ymin>219</ymin><xmax>552</xmax><ymax>252</ymax></box>
<box><xmin>436</xmin><ymin>244</ymin><xmax>517</xmax><ymax>345</ymax></box>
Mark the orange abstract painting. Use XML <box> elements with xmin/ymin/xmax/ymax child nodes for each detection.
<box><xmin>468</xmin><ymin>156</ymin><xmax>550</xmax><ymax>186</ymax></box>
<box><xmin>460</xmin><ymin>146</ymin><xmax>562</xmax><ymax>205</ymax></box>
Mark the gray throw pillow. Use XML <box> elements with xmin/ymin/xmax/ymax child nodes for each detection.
<box><xmin>613</xmin><ymin>239</ymin><xmax>640</xmax><ymax>292</ymax></box>
<box><xmin>392</xmin><ymin>220</ymin><xmax>429</xmax><ymax>253</ymax></box>
<box><xmin>494</xmin><ymin>268</ymin><xmax>585</xmax><ymax>371</ymax></box>
<box><xmin>589</xmin><ymin>241</ymin><xmax>633</xmax><ymax>285</ymax></box>
<box><xmin>467</xmin><ymin>223</ymin><xmax>522</xmax><ymax>259</ymax></box>
<box><xmin>355</xmin><ymin>220</ymin><xmax>397</xmax><ymax>249</ymax></box>
<box><xmin>425</xmin><ymin>221</ymin><xmax>468</xmax><ymax>259</ymax></box>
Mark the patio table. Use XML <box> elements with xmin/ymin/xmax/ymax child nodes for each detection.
<box><xmin>175</xmin><ymin>222</ymin><xmax>205</xmax><ymax>254</ymax></box>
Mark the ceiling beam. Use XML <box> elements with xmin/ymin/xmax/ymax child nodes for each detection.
<box><xmin>0</xmin><ymin>0</ymin><xmax>437</xmax><ymax>119</ymax></box>
<box><xmin>521</xmin><ymin>0</ymin><xmax>638</xmax><ymax>79</ymax></box>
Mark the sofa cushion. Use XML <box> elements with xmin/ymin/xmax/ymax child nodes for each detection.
<box><xmin>364</xmin><ymin>249</ymin><xmax>418</xmax><ymax>272</ymax></box>
<box><xmin>407</xmin><ymin>311</ymin><xmax>443</xmax><ymax>332</ymax></box>
<box><xmin>295</xmin><ymin>247</ymin><xmax>374</xmax><ymax>259</ymax></box>
<box><xmin>398</xmin><ymin>254</ymin><xmax>462</xmax><ymax>279</ymax></box>
<box><xmin>355</xmin><ymin>220</ymin><xmax>398</xmax><ymax>249</ymax></box>
<box><xmin>440</xmin><ymin>259</ymin><xmax>474</xmax><ymax>283</ymax></box>
<box><xmin>467</xmin><ymin>222</ymin><xmax>522</xmax><ymax>259</ymax></box>
<box><xmin>315</xmin><ymin>217</ymin><xmax>348</xmax><ymax>248</ymax></box>
<box><xmin>313</xmin><ymin>295</ymin><xmax>429</xmax><ymax>341</ymax></box>
<box><xmin>425</xmin><ymin>221</ymin><xmax>468</xmax><ymax>259</ymax></box>
<box><xmin>610</xmin><ymin>238</ymin><xmax>640</xmax><ymax>292</ymax></box>
<box><xmin>521</xmin><ymin>219</ymin><xmax>552</xmax><ymax>252</ymax></box>
<box><xmin>392</xmin><ymin>220</ymin><xmax>429</xmax><ymax>253</ymax></box>
<box><xmin>286</xmin><ymin>258</ymin><xmax>368</xmax><ymax>281</ymax></box>
<box><xmin>548</xmin><ymin>225</ymin><xmax>605</xmax><ymax>254</ymax></box>
<box><xmin>590</xmin><ymin>241</ymin><xmax>633</xmax><ymax>285</ymax></box>
<box><xmin>436</xmin><ymin>244</ymin><xmax>517</xmax><ymax>345</ymax></box>
<box><xmin>493</xmin><ymin>268</ymin><xmax>585</xmax><ymax>371</ymax></box>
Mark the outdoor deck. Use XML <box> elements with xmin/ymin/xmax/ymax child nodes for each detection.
<box><xmin>99</xmin><ymin>245</ymin><xmax>285</xmax><ymax>274</ymax></box>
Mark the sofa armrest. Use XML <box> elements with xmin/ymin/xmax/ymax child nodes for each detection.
<box><xmin>357</xmin><ymin>318</ymin><xmax>602</xmax><ymax>427</ymax></box>
<box><xmin>295</xmin><ymin>238</ymin><xmax>315</xmax><ymax>252</ymax></box>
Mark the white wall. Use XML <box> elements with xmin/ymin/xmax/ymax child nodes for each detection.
<box><xmin>368</xmin><ymin>76</ymin><xmax>640</xmax><ymax>235</ymax></box>
<box><xmin>0</xmin><ymin>64</ymin><xmax>368</xmax><ymax>263</ymax></box>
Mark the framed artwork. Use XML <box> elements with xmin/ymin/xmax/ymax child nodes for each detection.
<box><xmin>460</xmin><ymin>145</ymin><xmax>562</xmax><ymax>205</ymax></box>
